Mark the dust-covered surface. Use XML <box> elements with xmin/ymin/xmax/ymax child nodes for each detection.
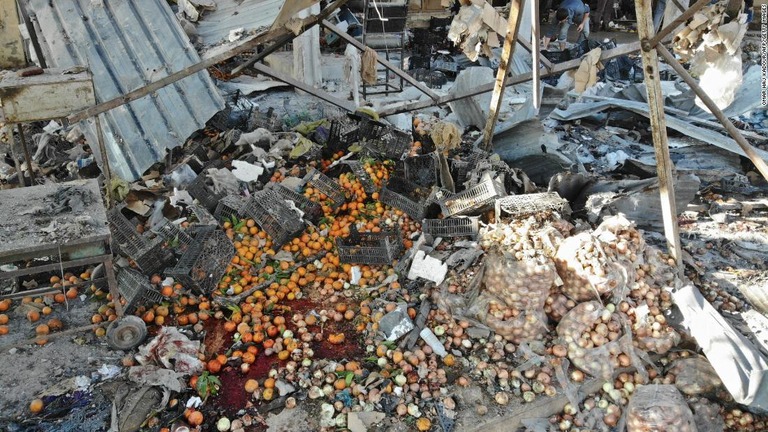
<box><xmin>0</xmin><ymin>179</ymin><xmax>109</xmax><ymax>256</ymax></box>
<box><xmin>0</xmin><ymin>297</ymin><xmax>120</xmax><ymax>425</ymax></box>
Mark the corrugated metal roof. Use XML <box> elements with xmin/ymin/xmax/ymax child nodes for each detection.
<box><xmin>27</xmin><ymin>0</ymin><xmax>225</xmax><ymax>181</ymax></box>
<box><xmin>196</xmin><ymin>0</ymin><xmax>285</xmax><ymax>47</ymax></box>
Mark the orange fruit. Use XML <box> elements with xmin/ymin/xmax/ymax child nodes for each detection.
<box><xmin>0</xmin><ymin>325</ymin><xmax>8</xmax><ymax>335</ymax></box>
<box><xmin>188</xmin><ymin>410</ymin><xmax>203</xmax><ymax>426</ymax></box>
<box><xmin>0</xmin><ymin>299</ymin><xmax>11</xmax><ymax>312</ymax></box>
<box><xmin>0</xmin><ymin>314</ymin><xmax>8</xmax><ymax>325</ymax></box>
<box><xmin>244</xmin><ymin>379</ymin><xmax>259</xmax><ymax>393</ymax></box>
<box><xmin>35</xmin><ymin>324</ymin><xmax>50</xmax><ymax>335</ymax></box>
<box><xmin>27</xmin><ymin>310</ymin><xmax>40</xmax><ymax>323</ymax></box>
<box><xmin>65</xmin><ymin>287</ymin><xmax>78</xmax><ymax>299</ymax></box>
<box><xmin>29</xmin><ymin>399</ymin><xmax>44</xmax><ymax>413</ymax></box>
<box><xmin>207</xmin><ymin>359</ymin><xmax>222</xmax><ymax>373</ymax></box>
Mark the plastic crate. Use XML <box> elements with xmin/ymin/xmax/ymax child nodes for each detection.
<box><xmin>494</xmin><ymin>192</ymin><xmax>570</xmax><ymax>221</ymax></box>
<box><xmin>188</xmin><ymin>204</ymin><xmax>218</xmax><ymax>227</ymax></box>
<box><xmin>117</xmin><ymin>268</ymin><xmax>163</xmax><ymax>314</ymax></box>
<box><xmin>265</xmin><ymin>182</ymin><xmax>324</xmax><ymax>224</ymax></box>
<box><xmin>187</xmin><ymin>161</ymin><xmax>228</xmax><ymax>213</ymax></box>
<box><xmin>242</xmin><ymin>189</ymin><xmax>306</xmax><ymax>248</ymax></box>
<box><xmin>439</xmin><ymin>172</ymin><xmax>506</xmax><ymax>217</ymax></box>
<box><xmin>303</xmin><ymin>168</ymin><xmax>347</xmax><ymax>210</ymax></box>
<box><xmin>325</xmin><ymin>117</ymin><xmax>360</xmax><ymax>157</ymax></box>
<box><xmin>343</xmin><ymin>160</ymin><xmax>377</xmax><ymax>194</ymax></box>
<box><xmin>151</xmin><ymin>219</ymin><xmax>194</xmax><ymax>254</ymax></box>
<box><xmin>422</xmin><ymin>217</ymin><xmax>479</xmax><ymax>238</ymax></box>
<box><xmin>214</xmin><ymin>195</ymin><xmax>247</xmax><ymax>222</ymax></box>
<box><xmin>165</xmin><ymin>227</ymin><xmax>235</xmax><ymax>294</ymax></box>
<box><xmin>405</xmin><ymin>154</ymin><xmax>438</xmax><ymax>187</ymax></box>
<box><xmin>337</xmin><ymin>230</ymin><xmax>403</xmax><ymax>265</ymax></box>
<box><xmin>107</xmin><ymin>205</ymin><xmax>169</xmax><ymax>275</ymax></box>
<box><xmin>362</xmin><ymin>127</ymin><xmax>412</xmax><ymax>161</ymax></box>
<box><xmin>380</xmin><ymin>177</ymin><xmax>430</xmax><ymax>220</ymax></box>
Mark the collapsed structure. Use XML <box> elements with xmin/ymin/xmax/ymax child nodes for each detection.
<box><xmin>0</xmin><ymin>0</ymin><xmax>767</xmax><ymax>431</ymax></box>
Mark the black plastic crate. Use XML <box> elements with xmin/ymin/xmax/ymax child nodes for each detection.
<box><xmin>165</xmin><ymin>227</ymin><xmax>235</xmax><ymax>294</ymax></box>
<box><xmin>380</xmin><ymin>177</ymin><xmax>430</xmax><ymax>220</ymax></box>
<box><xmin>422</xmin><ymin>217</ymin><xmax>479</xmax><ymax>238</ymax></box>
<box><xmin>214</xmin><ymin>195</ymin><xmax>247</xmax><ymax>222</ymax></box>
<box><xmin>325</xmin><ymin>117</ymin><xmax>360</xmax><ymax>157</ymax></box>
<box><xmin>303</xmin><ymin>168</ymin><xmax>347</xmax><ymax>210</ymax></box>
<box><xmin>107</xmin><ymin>205</ymin><xmax>169</xmax><ymax>275</ymax></box>
<box><xmin>242</xmin><ymin>189</ymin><xmax>306</xmax><ymax>248</ymax></box>
<box><xmin>343</xmin><ymin>160</ymin><xmax>377</xmax><ymax>194</ymax></box>
<box><xmin>265</xmin><ymin>182</ymin><xmax>324</xmax><ymax>224</ymax></box>
<box><xmin>186</xmin><ymin>161</ymin><xmax>228</xmax><ymax>213</ymax></box>
<box><xmin>404</xmin><ymin>154</ymin><xmax>438</xmax><ymax>187</ymax></box>
<box><xmin>337</xmin><ymin>229</ymin><xmax>403</xmax><ymax>265</ymax></box>
<box><xmin>439</xmin><ymin>172</ymin><xmax>506</xmax><ymax>217</ymax></box>
<box><xmin>361</xmin><ymin>127</ymin><xmax>412</xmax><ymax>161</ymax></box>
<box><xmin>188</xmin><ymin>204</ymin><xmax>218</xmax><ymax>227</ymax></box>
<box><xmin>151</xmin><ymin>219</ymin><xmax>194</xmax><ymax>254</ymax></box>
<box><xmin>117</xmin><ymin>268</ymin><xmax>163</xmax><ymax>314</ymax></box>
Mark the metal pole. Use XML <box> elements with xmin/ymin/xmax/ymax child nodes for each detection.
<box><xmin>8</xmin><ymin>123</ymin><xmax>25</xmax><ymax>187</ymax></box>
<box><xmin>94</xmin><ymin>115</ymin><xmax>113</xmax><ymax>208</ymax></box>
<box><xmin>531</xmin><ymin>0</ymin><xmax>542</xmax><ymax>110</ymax></box>
<box><xmin>482</xmin><ymin>0</ymin><xmax>526</xmax><ymax>151</ymax></box>
<box><xmin>635</xmin><ymin>0</ymin><xmax>683</xmax><ymax>272</ymax></box>
<box><xmin>17</xmin><ymin>124</ymin><xmax>36</xmax><ymax>184</ymax></box>
<box><xmin>656</xmin><ymin>45</ymin><xmax>768</xmax><ymax>182</ymax></box>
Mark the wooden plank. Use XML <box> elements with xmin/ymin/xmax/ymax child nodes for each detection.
<box><xmin>635</xmin><ymin>0</ymin><xmax>683</xmax><ymax>272</ymax></box>
<box><xmin>321</xmin><ymin>19</ymin><xmax>440</xmax><ymax>101</ymax></box>
<box><xmin>0</xmin><ymin>0</ymin><xmax>25</xmax><ymax>68</ymax></box>
<box><xmin>67</xmin><ymin>0</ymin><xmax>348</xmax><ymax>124</ymax></box>
<box><xmin>16</xmin><ymin>124</ymin><xmax>35</xmax><ymax>184</ymax></box>
<box><xmin>0</xmin><ymin>70</ymin><xmax>95</xmax><ymax>123</ymax></box>
<box><xmin>482</xmin><ymin>0</ymin><xmax>526</xmax><ymax>151</ymax></box>
<box><xmin>656</xmin><ymin>45</ymin><xmax>768</xmax><ymax>182</ymax></box>
<box><xmin>250</xmin><ymin>63</ymin><xmax>354</xmax><ymax>112</ymax></box>
<box><xmin>379</xmin><ymin>40</ymin><xmax>642</xmax><ymax>116</ymax></box>
<box><xmin>647</xmin><ymin>0</ymin><xmax>710</xmax><ymax>50</ymax></box>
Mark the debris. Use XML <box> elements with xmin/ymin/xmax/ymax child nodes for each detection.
<box><xmin>379</xmin><ymin>304</ymin><xmax>415</xmax><ymax>342</ymax></box>
<box><xmin>408</xmin><ymin>250</ymin><xmax>448</xmax><ymax>285</ymax></box>
<box><xmin>135</xmin><ymin>327</ymin><xmax>205</xmax><ymax>375</ymax></box>
<box><xmin>448</xmin><ymin>67</ymin><xmax>494</xmax><ymax>128</ymax></box>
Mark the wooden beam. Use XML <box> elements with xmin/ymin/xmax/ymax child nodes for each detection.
<box><xmin>646</xmin><ymin>0</ymin><xmax>710</xmax><ymax>51</ymax></box>
<box><xmin>250</xmin><ymin>63</ymin><xmax>355</xmax><ymax>112</ymax></box>
<box><xmin>321</xmin><ymin>20</ymin><xmax>440</xmax><ymax>101</ymax></box>
<box><xmin>230</xmin><ymin>32</ymin><xmax>296</xmax><ymax>76</ymax></box>
<box><xmin>635</xmin><ymin>0</ymin><xmax>683</xmax><ymax>273</ymax></box>
<box><xmin>0</xmin><ymin>0</ymin><xmax>26</xmax><ymax>68</ymax></box>
<box><xmin>656</xmin><ymin>45</ymin><xmax>768</xmax><ymax>182</ymax></box>
<box><xmin>482</xmin><ymin>0</ymin><xmax>526</xmax><ymax>151</ymax></box>
<box><xmin>67</xmin><ymin>0</ymin><xmax>348</xmax><ymax>124</ymax></box>
<box><xmin>379</xmin><ymin>40</ymin><xmax>642</xmax><ymax>116</ymax></box>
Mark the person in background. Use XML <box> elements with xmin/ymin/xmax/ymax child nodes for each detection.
<box><xmin>541</xmin><ymin>0</ymin><xmax>591</xmax><ymax>50</ymax></box>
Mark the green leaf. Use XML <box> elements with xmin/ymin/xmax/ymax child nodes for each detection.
<box><xmin>383</xmin><ymin>340</ymin><xmax>397</xmax><ymax>350</ymax></box>
<box><xmin>345</xmin><ymin>372</ymin><xmax>354</xmax><ymax>386</ymax></box>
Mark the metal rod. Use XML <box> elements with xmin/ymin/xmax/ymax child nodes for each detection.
<box><xmin>17</xmin><ymin>124</ymin><xmax>36</xmax><ymax>184</ymax></box>
<box><xmin>8</xmin><ymin>123</ymin><xmax>25</xmax><ymax>187</ymax></box>
<box><xmin>103</xmin><ymin>258</ymin><xmax>123</xmax><ymax>318</ymax></box>
<box><xmin>656</xmin><ymin>45</ymin><xmax>768</xmax><ymax>182</ymax></box>
<box><xmin>250</xmin><ymin>63</ymin><xmax>355</xmax><ymax>112</ymax></box>
<box><xmin>531</xmin><ymin>0</ymin><xmax>542</xmax><ymax>110</ymax></box>
<box><xmin>321</xmin><ymin>19</ymin><xmax>440</xmax><ymax>101</ymax></box>
<box><xmin>94</xmin><ymin>115</ymin><xmax>113</xmax><ymax>208</ymax></box>
<box><xmin>645</xmin><ymin>0</ymin><xmax>710</xmax><ymax>51</ymax></box>
<box><xmin>635</xmin><ymin>0</ymin><xmax>683</xmax><ymax>272</ymax></box>
<box><xmin>482</xmin><ymin>0</ymin><xmax>526</xmax><ymax>151</ymax></box>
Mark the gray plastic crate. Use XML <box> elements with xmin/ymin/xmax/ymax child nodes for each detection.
<box><xmin>439</xmin><ymin>172</ymin><xmax>506</xmax><ymax>217</ymax></box>
<box><xmin>165</xmin><ymin>227</ymin><xmax>235</xmax><ymax>294</ymax></box>
<box><xmin>265</xmin><ymin>182</ymin><xmax>324</xmax><ymax>224</ymax></box>
<box><xmin>117</xmin><ymin>268</ymin><xmax>163</xmax><ymax>314</ymax></box>
<box><xmin>380</xmin><ymin>177</ymin><xmax>430</xmax><ymax>220</ymax></box>
<box><xmin>242</xmin><ymin>189</ymin><xmax>306</xmax><ymax>248</ymax></box>
<box><xmin>405</xmin><ymin>154</ymin><xmax>438</xmax><ymax>187</ymax></box>
<box><xmin>303</xmin><ymin>168</ymin><xmax>347</xmax><ymax>210</ymax></box>
<box><xmin>107</xmin><ymin>205</ymin><xmax>170</xmax><ymax>275</ymax></box>
<box><xmin>214</xmin><ymin>195</ymin><xmax>247</xmax><ymax>222</ymax></box>
<box><xmin>422</xmin><ymin>217</ymin><xmax>479</xmax><ymax>238</ymax></box>
<box><xmin>337</xmin><ymin>230</ymin><xmax>403</xmax><ymax>265</ymax></box>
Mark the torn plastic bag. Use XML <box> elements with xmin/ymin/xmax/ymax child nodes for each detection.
<box><xmin>556</xmin><ymin>301</ymin><xmax>623</xmax><ymax>380</ymax></box>
<box><xmin>554</xmin><ymin>232</ymin><xmax>626</xmax><ymax>301</ymax></box>
<box><xmin>626</xmin><ymin>384</ymin><xmax>697</xmax><ymax>432</ymax></box>
<box><xmin>471</xmin><ymin>293</ymin><xmax>548</xmax><ymax>344</ymax></box>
